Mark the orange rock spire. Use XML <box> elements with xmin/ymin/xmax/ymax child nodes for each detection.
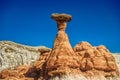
<box><xmin>44</xmin><ymin>13</ymin><xmax>80</xmax><ymax>79</ymax></box>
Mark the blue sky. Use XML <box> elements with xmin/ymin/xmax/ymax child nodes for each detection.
<box><xmin>0</xmin><ymin>0</ymin><xmax>120</xmax><ymax>52</ymax></box>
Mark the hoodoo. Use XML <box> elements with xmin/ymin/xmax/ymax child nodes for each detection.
<box><xmin>43</xmin><ymin>13</ymin><xmax>80</xmax><ymax>79</ymax></box>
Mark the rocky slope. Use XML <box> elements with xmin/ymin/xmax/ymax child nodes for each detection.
<box><xmin>0</xmin><ymin>41</ymin><xmax>119</xmax><ymax>80</ymax></box>
<box><xmin>0</xmin><ymin>41</ymin><xmax>50</xmax><ymax>71</ymax></box>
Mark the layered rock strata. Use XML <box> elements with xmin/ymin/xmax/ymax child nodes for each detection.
<box><xmin>0</xmin><ymin>41</ymin><xmax>50</xmax><ymax>71</ymax></box>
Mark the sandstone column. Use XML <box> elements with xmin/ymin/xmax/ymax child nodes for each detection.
<box><xmin>45</xmin><ymin>13</ymin><xmax>80</xmax><ymax>78</ymax></box>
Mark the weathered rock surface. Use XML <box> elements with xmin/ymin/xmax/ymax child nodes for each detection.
<box><xmin>0</xmin><ymin>50</ymin><xmax>51</xmax><ymax>80</ymax></box>
<box><xmin>0</xmin><ymin>65</ymin><xmax>30</xmax><ymax>79</ymax></box>
<box><xmin>0</xmin><ymin>41</ymin><xmax>50</xmax><ymax>71</ymax></box>
<box><xmin>0</xmin><ymin>41</ymin><xmax>119</xmax><ymax>80</ymax></box>
<box><xmin>73</xmin><ymin>42</ymin><xmax>119</xmax><ymax>77</ymax></box>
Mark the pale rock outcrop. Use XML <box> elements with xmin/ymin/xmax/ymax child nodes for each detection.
<box><xmin>113</xmin><ymin>54</ymin><xmax>120</xmax><ymax>74</ymax></box>
<box><xmin>0</xmin><ymin>41</ymin><xmax>50</xmax><ymax>71</ymax></box>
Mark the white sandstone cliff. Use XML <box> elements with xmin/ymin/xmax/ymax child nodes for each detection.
<box><xmin>0</xmin><ymin>41</ymin><xmax>50</xmax><ymax>71</ymax></box>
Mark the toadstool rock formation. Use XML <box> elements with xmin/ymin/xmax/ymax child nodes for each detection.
<box><xmin>41</xmin><ymin>13</ymin><xmax>80</xmax><ymax>79</ymax></box>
